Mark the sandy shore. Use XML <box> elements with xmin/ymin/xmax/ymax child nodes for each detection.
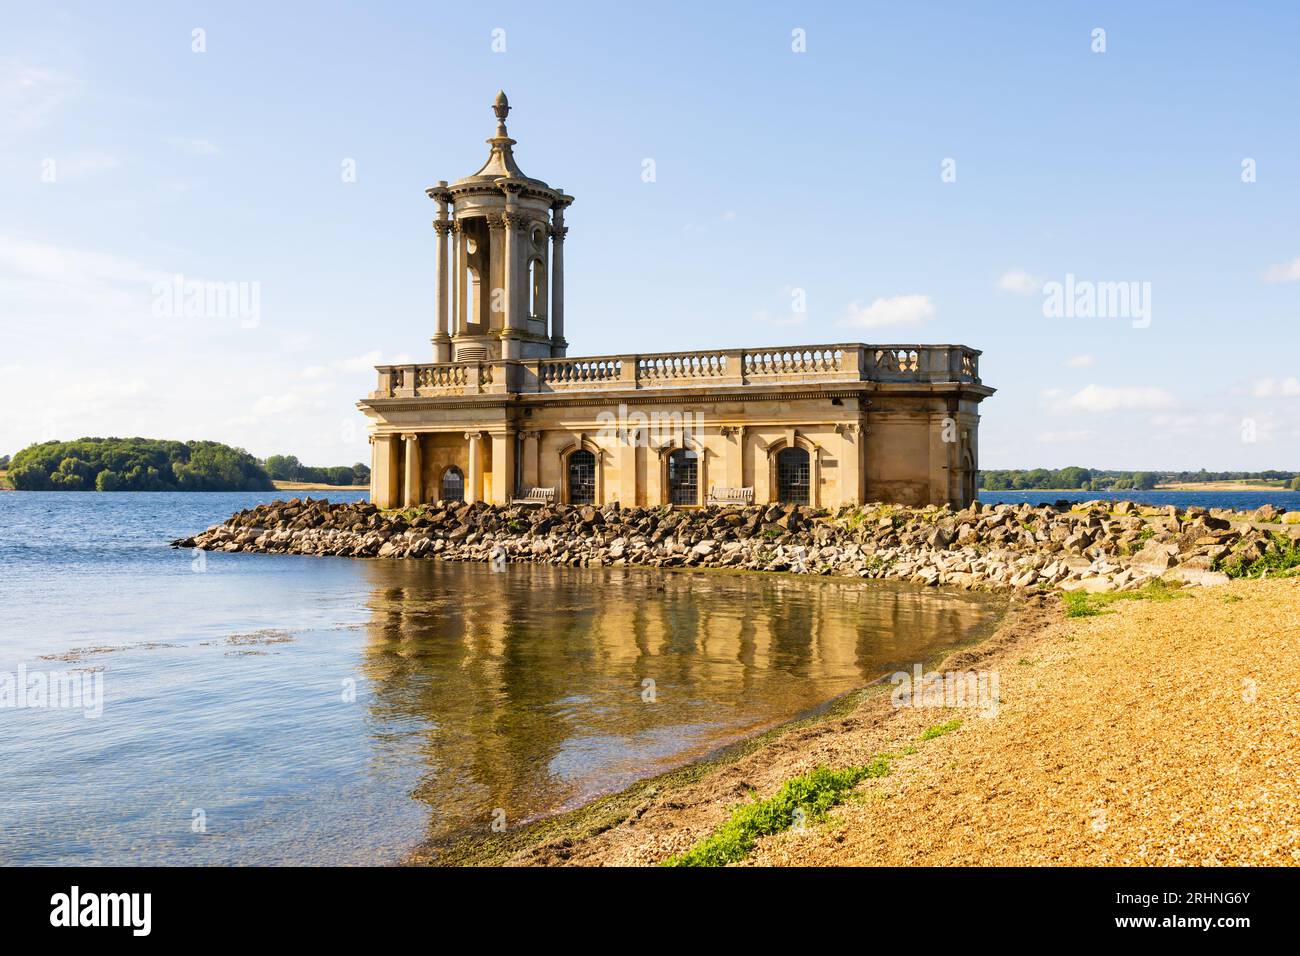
<box><xmin>270</xmin><ymin>480</ymin><xmax>368</xmax><ymax>491</ymax></box>
<box><xmin>488</xmin><ymin>577</ymin><xmax>1298</xmax><ymax>867</ymax></box>
<box><xmin>1156</xmin><ymin>480</ymin><xmax>1291</xmax><ymax>492</ymax></box>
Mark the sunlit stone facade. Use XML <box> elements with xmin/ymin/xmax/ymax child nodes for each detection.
<box><xmin>358</xmin><ymin>92</ymin><xmax>994</xmax><ymax>510</ymax></box>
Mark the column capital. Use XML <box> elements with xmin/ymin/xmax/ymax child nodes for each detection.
<box><xmin>485</xmin><ymin>213</ymin><xmax>505</xmax><ymax>230</ymax></box>
<box><xmin>400</xmin><ymin>432</ymin><xmax>420</xmax><ymax>442</ymax></box>
<box><xmin>549</xmin><ymin>224</ymin><xmax>569</xmax><ymax>242</ymax></box>
<box><xmin>433</xmin><ymin>220</ymin><xmax>454</xmax><ymax>236</ymax></box>
<box><xmin>464</xmin><ymin>430</ymin><xmax>484</xmax><ymax>441</ymax></box>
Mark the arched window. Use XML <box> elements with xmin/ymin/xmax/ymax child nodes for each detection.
<box><xmin>568</xmin><ymin>449</ymin><xmax>596</xmax><ymax>505</ymax></box>
<box><xmin>667</xmin><ymin>449</ymin><xmax>698</xmax><ymax>505</ymax></box>
<box><xmin>466</xmin><ymin>266</ymin><xmax>480</xmax><ymax>329</ymax></box>
<box><xmin>776</xmin><ymin>448</ymin><xmax>810</xmax><ymax>505</ymax></box>
<box><xmin>530</xmin><ymin>258</ymin><xmax>546</xmax><ymax>319</ymax></box>
<box><xmin>440</xmin><ymin>466</ymin><xmax>464</xmax><ymax>503</ymax></box>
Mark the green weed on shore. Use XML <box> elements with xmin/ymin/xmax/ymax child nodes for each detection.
<box><xmin>1217</xmin><ymin>534</ymin><xmax>1300</xmax><ymax>579</ymax></box>
<box><xmin>1062</xmin><ymin>579</ymin><xmax>1182</xmax><ymax>618</ymax></box>
<box><xmin>663</xmin><ymin>759</ymin><xmax>891</xmax><ymax>867</ymax></box>
<box><xmin>665</xmin><ymin>718</ymin><xmax>970</xmax><ymax>867</ymax></box>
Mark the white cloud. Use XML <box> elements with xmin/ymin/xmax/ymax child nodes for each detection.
<box><xmin>1036</xmin><ymin>430</ymin><xmax>1094</xmax><ymax>443</ymax></box>
<box><xmin>0</xmin><ymin>58</ymin><xmax>77</xmax><ymax>133</ymax></box>
<box><xmin>1252</xmin><ymin>376</ymin><xmax>1300</xmax><ymax>397</ymax></box>
<box><xmin>0</xmin><ymin>234</ymin><xmax>166</xmax><ymax>287</ymax></box>
<box><xmin>50</xmin><ymin>150</ymin><xmax>120</xmax><ymax>180</ymax></box>
<box><xmin>996</xmin><ymin>270</ymin><xmax>1042</xmax><ymax>295</ymax></box>
<box><xmin>1264</xmin><ymin>256</ymin><xmax>1300</xmax><ymax>284</ymax></box>
<box><xmin>165</xmin><ymin>136</ymin><xmax>220</xmax><ymax>157</ymax></box>
<box><xmin>841</xmin><ymin>293</ymin><xmax>935</xmax><ymax>329</ymax></box>
<box><xmin>1049</xmin><ymin>384</ymin><xmax>1179</xmax><ymax>413</ymax></box>
<box><xmin>301</xmin><ymin>350</ymin><xmax>413</xmax><ymax>380</ymax></box>
<box><xmin>1063</xmin><ymin>353</ymin><xmax>1095</xmax><ymax>368</ymax></box>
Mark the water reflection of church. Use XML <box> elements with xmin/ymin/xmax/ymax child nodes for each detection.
<box><xmin>358</xmin><ymin>561</ymin><xmax>997</xmax><ymax>843</ymax></box>
<box><xmin>358</xmin><ymin>92</ymin><xmax>994</xmax><ymax>511</ymax></box>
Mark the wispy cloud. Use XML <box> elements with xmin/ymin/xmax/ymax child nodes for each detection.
<box><xmin>165</xmin><ymin>136</ymin><xmax>220</xmax><ymax>156</ymax></box>
<box><xmin>301</xmin><ymin>350</ymin><xmax>411</xmax><ymax>380</ymax></box>
<box><xmin>1252</xmin><ymin>376</ymin><xmax>1300</xmax><ymax>397</ymax></box>
<box><xmin>0</xmin><ymin>234</ymin><xmax>166</xmax><ymax>287</ymax></box>
<box><xmin>0</xmin><ymin>58</ymin><xmax>78</xmax><ymax>133</ymax></box>
<box><xmin>1063</xmin><ymin>353</ymin><xmax>1096</xmax><ymax>368</ymax></box>
<box><xmin>841</xmin><ymin>293</ymin><xmax>935</xmax><ymax>329</ymax></box>
<box><xmin>1048</xmin><ymin>384</ymin><xmax>1179</xmax><ymax>413</ymax></box>
<box><xmin>996</xmin><ymin>270</ymin><xmax>1042</xmax><ymax>295</ymax></box>
<box><xmin>1264</xmin><ymin>256</ymin><xmax>1300</xmax><ymax>284</ymax></box>
<box><xmin>48</xmin><ymin>150</ymin><xmax>120</xmax><ymax>180</ymax></box>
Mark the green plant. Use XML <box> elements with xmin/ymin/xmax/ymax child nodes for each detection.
<box><xmin>663</xmin><ymin>758</ymin><xmax>891</xmax><ymax>867</ymax></box>
<box><xmin>919</xmin><ymin>718</ymin><xmax>962</xmax><ymax>741</ymax></box>
<box><xmin>1216</xmin><ymin>534</ymin><xmax>1300</xmax><ymax>579</ymax></box>
<box><xmin>1062</xmin><ymin>578</ymin><xmax>1182</xmax><ymax>618</ymax></box>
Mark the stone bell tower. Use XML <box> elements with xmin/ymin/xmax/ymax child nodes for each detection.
<box><xmin>426</xmin><ymin>91</ymin><xmax>573</xmax><ymax>363</ymax></box>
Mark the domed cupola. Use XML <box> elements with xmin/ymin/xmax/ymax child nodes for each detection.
<box><xmin>427</xmin><ymin>91</ymin><xmax>573</xmax><ymax>362</ymax></box>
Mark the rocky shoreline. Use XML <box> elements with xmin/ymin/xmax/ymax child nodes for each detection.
<box><xmin>173</xmin><ymin>497</ymin><xmax>1300</xmax><ymax>593</ymax></box>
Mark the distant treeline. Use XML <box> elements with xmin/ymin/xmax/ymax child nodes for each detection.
<box><xmin>979</xmin><ymin>468</ymin><xmax>1300</xmax><ymax>491</ymax></box>
<box><xmin>4</xmin><ymin>439</ymin><xmax>372</xmax><ymax>491</ymax></box>
<box><xmin>7</xmin><ymin>438</ymin><xmax>274</xmax><ymax>491</ymax></box>
<box><xmin>264</xmin><ymin>455</ymin><xmax>369</xmax><ymax>487</ymax></box>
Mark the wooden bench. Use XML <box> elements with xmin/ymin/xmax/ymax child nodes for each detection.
<box><xmin>511</xmin><ymin>486</ymin><xmax>556</xmax><ymax>506</ymax></box>
<box><xmin>706</xmin><ymin>486</ymin><xmax>754</xmax><ymax>507</ymax></box>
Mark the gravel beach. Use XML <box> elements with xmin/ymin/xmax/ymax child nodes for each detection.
<box><xmin>511</xmin><ymin>578</ymin><xmax>1299</xmax><ymax>866</ymax></box>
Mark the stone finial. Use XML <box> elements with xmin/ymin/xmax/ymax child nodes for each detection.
<box><xmin>493</xmin><ymin>90</ymin><xmax>510</xmax><ymax>136</ymax></box>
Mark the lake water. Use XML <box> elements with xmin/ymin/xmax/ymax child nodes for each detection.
<box><xmin>980</xmin><ymin>489</ymin><xmax>1300</xmax><ymax>512</ymax></box>
<box><xmin>0</xmin><ymin>492</ymin><xmax>1001</xmax><ymax>865</ymax></box>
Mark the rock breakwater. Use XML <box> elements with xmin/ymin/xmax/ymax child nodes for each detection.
<box><xmin>173</xmin><ymin>497</ymin><xmax>1300</xmax><ymax>593</ymax></box>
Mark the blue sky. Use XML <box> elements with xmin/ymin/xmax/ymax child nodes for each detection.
<box><xmin>2</xmin><ymin>1</ymin><xmax>1297</xmax><ymax>469</ymax></box>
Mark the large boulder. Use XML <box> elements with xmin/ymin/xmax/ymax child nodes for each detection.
<box><xmin>1131</xmin><ymin>540</ymin><xmax>1178</xmax><ymax>571</ymax></box>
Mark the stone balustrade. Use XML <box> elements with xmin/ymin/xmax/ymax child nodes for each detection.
<box><xmin>371</xmin><ymin>343</ymin><xmax>980</xmax><ymax>398</ymax></box>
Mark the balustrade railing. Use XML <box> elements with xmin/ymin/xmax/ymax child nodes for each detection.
<box><xmin>371</xmin><ymin>343</ymin><xmax>980</xmax><ymax>398</ymax></box>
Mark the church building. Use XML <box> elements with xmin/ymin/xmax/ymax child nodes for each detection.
<box><xmin>359</xmin><ymin>92</ymin><xmax>993</xmax><ymax>510</ymax></box>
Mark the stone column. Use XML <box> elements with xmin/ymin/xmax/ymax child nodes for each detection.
<box><xmin>368</xmin><ymin>435</ymin><xmax>377</xmax><ymax>504</ymax></box>
<box><xmin>521</xmin><ymin>430</ymin><xmax>541</xmax><ymax>489</ymax></box>
<box><xmin>454</xmin><ymin>221</ymin><xmax>468</xmax><ymax>334</ymax></box>
<box><xmin>372</xmin><ymin>435</ymin><xmax>400</xmax><ymax>509</ymax></box>
<box><xmin>550</xmin><ymin>199</ymin><xmax>570</xmax><ymax>356</ymax></box>
<box><xmin>402</xmin><ymin>433</ymin><xmax>422</xmax><ymax>507</ymax></box>
<box><xmin>500</xmin><ymin>204</ymin><xmax>524</xmax><ymax>360</ymax></box>
<box><xmin>433</xmin><ymin>220</ymin><xmax>453</xmax><ymax>363</ymax></box>
<box><xmin>721</xmin><ymin>425</ymin><xmax>746</xmax><ymax>490</ymax></box>
<box><xmin>839</xmin><ymin>423</ymin><xmax>865</xmax><ymax>506</ymax></box>
<box><xmin>696</xmin><ymin>447</ymin><xmax>709</xmax><ymax>507</ymax></box>
<box><xmin>465</xmin><ymin>431</ymin><xmax>483</xmax><ymax>504</ymax></box>
<box><xmin>490</xmin><ymin>431</ymin><xmax>516</xmax><ymax>504</ymax></box>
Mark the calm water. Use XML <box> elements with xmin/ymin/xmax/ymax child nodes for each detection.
<box><xmin>0</xmin><ymin>492</ymin><xmax>1001</xmax><ymax>865</ymax></box>
<box><xmin>980</xmin><ymin>489</ymin><xmax>1300</xmax><ymax>511</ymax></box>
